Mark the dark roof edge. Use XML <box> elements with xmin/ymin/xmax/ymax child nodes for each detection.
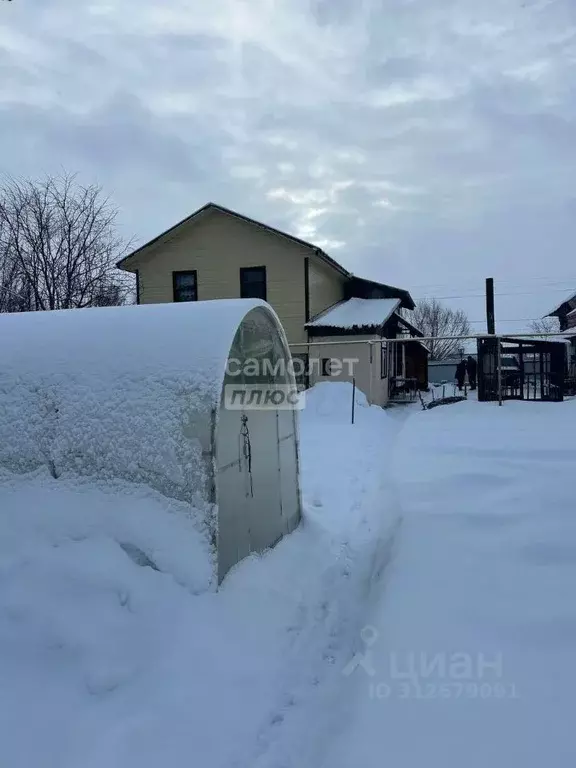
<box><xmin>395</xmin><ymin>312</ymin><xmax>424</xmax><ymax>337</ymax></box>
<box><xmin>116</xmin><ymin>202</ymin><xmax>416</xmax><ymax>310</ymax></box>
<box><xmin>545</xmin><ymin>292</ymin><xmax>576</xmax><ymax>318</ymax></box>
<box><xmin>117</xmin><ymin>202</ymin><xmax>349</xmax><ymax>275</ymax></box>
<box><xmin>349</xmin><ymin>275</ymin><xmax>415</xmax><ymax>310</ymax></box>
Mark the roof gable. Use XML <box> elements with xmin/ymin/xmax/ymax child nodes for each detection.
<box><xmin>117</xmin><ymin>202</ymin><xmax>348</xmax><ymax>276</ymax></box>
<box><xmin>117</xmin><ymin>201</ymin><xmax>416</xmax><ymax>309</ymax></box>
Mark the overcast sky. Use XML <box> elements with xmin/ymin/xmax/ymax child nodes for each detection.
<box><xmin>2</xmin><ymin>0</ymin><xmax>576</xmax><ymax>330</ymax></box>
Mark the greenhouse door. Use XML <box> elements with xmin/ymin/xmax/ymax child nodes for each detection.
<box><xmin>216</xmin><ymin>406</ymin><xmax>288</xmax><ymax>581</ymax></box>
<box><xmin>241</xmin><ymin>408</ymin><xmax>284</xmax><ymax>555</ymax></box>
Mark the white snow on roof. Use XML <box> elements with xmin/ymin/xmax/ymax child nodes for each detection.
<box><xmin>0</xmin><ymin>299</ymin><xmax>276</xmax><ymax>505</ymax></box>
<box><xmin>0</xmin><ymin>299</ymin><xmax>267</xmax><ymax>390</ymax></box>
<box><xmin>306</xmin><ymin>298</ymin><xmax>400</xmax><ymax>329</ymax></box>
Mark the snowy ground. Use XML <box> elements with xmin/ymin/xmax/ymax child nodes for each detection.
<box><xmin>1</xmin><ymin>385</ymin><xmax>575</xmax><ymax>767</ymax></box>
<box><xmin>326</xmin><ymin>397</ymin><xmax>576</xmax><ymax>768</ymax></box>
<box><xmin>0</xmin><ymin>383</ymin><xmax>403</xmax><ymax>768</ymax></box>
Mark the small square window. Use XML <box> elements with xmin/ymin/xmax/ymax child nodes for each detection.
<box><xmin>173</xmin><ymin>271</ymin><xmax>197</xmax><ymax>302</ymax></box>
<box><xmin>240</xmin><ymin>266</ymin><xmax>267</xmax><ymax>301</ymax></box>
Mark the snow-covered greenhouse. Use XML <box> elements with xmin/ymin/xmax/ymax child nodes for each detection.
<box><xmin>0</xmin><ymin>299</ymin><xmax>302</xmax><ymax>583</ymax></box>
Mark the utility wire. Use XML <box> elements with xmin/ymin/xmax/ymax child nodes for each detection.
<box><xmin>413</xmin><ymin>288</ymin><xmax>575</xmax><ymax>300</ymax></box>
<box><xmin>467</xmin><ymin>318</ymin><xmax>552</xmax><ymax>324</ymax></box>
<box><xmin>407</xmin><ymin>277</ymin><xmax>576</xmax><ymax>289</ymax></box>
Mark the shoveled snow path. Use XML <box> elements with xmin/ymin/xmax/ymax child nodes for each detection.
<box><xmin>323</xmin><ymin>399</ymin><xmax>576</xmax><ymax>768</ymax></box>
<box><xmin>232</xmin><ymin>393</ymin><xmax>407</xmax><ymax>768</ymax></box>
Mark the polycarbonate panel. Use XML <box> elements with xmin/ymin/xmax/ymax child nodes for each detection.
<box><xmin>215</xmin><ymin>306</ymin><xmax>301</xmax><ymax>582</ymax></box>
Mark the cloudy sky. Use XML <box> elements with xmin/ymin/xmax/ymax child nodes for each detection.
<box><xmin>2</xmin><ymin>0</ymin><xmax>576</xmax><ymax>330</ymax></box>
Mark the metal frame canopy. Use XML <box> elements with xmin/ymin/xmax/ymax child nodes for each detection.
<box><xmin>477</xmin><ymin>336</ymin><xmax>566</xmax><ymax>403</ymax></box>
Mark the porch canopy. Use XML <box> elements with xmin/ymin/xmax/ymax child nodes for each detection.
<box><xmin>306</xmin><ymin>297</ymin><xmax>400</xmax><ymax>331</ymax></box>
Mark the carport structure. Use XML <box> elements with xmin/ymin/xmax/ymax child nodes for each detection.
<box><xmin>477</xmin><ymin>336</ymin><xmax>567</xmax><ymax>402</ymax></box>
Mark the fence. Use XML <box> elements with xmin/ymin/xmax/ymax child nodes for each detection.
<box><xmin>289</xmin><ymin>331</ymin><xmax>576</xmax><ymax>408</ymax></box>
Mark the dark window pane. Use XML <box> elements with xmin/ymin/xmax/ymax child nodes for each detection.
<box><xmin>381</xmin><ymin>343</ymin><xmax>388</xmax><ymax>378</ymax></box>
<box><xmin>173</xmin><ymin>271</ymin><xmax>197</xmax><ymax>302</ymax></box>
<box><xmin>322</xmin><ymin>358</ymin><xmax>333</xmax><ymax>377</ymax></box>
<box><xmin>240</xmin><ymin>267</ymin><xmax>267</xmax><ymax>300</ymax></box>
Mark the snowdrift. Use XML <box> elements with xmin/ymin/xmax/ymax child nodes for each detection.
<box><xmin>0</xmin><ymin>379</ymin><xmax>402</xmax><ymax>768</ymax></box>
<box><xmin>0</xmin><ymin>300</ymin><xmax>302</xmax><ymax>584</ymax></box>
<box><xmin>0</xmin><ymin>301</ymin><xmax>246</xmax><ymax>500</ymax></box>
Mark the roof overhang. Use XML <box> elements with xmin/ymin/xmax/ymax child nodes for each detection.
<box><xmin>545</xmin><ymin>292</ymin><xmax>576</xmax><ymax>318</ymax></box>
<box><xmin>345</xmin><ymin>275</ymin><xmax>415</xmax><ymax>310</ymax></box>
<box><xmin>117</xmin><ymin>202</ymin><xmax>349</xmax><ymax>275</ymax></box>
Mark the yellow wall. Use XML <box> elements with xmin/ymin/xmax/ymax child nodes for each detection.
<box><xmin>133</xmin><ymin>210</ymin><xmax>310</xmax><ymax>344</ymax></box>
<box><xmin>308</xmin><ymin>258</ymin><xmax>346</xmax><ymax>320</ymax></box>
<box><xmin>307</xmin><ymin>335</ymin><xmax>389</xmax><ymax>406</ymax></box>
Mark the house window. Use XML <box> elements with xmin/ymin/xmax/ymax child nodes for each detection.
<box><xmin>322</xmin><ymin>358</ymin><xmax>333</xmax><ymax>377</ymax></box>
<box><xmin>240</xmin><ymin>266</ymin><xmax>267</xmax><ymax>301</ymax></box>
<box><xmin>173</xmin><ymin>271</ymin><xmax>197</xmax><ymax>302</ymax></box>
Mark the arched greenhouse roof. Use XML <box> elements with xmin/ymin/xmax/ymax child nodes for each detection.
<box><xmin>0</xmin><ymin>298</ymin><xmax>279</xmax><ymax>406</ymax></box>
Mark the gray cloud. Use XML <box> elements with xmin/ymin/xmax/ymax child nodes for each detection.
<box><xmin>1</xmin><ymin>0</ymin><xmax>576</xmax><ymax>328</ymax></box>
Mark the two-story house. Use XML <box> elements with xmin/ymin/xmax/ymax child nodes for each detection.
<box><xmin>117</xmin><ymin>202</ymin><xmax>427</xmax><ymax>405</ymax></box>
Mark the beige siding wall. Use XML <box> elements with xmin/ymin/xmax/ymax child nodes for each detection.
<box><xmin>136</xmin><ymin>211</ymin><xmax>309</xmax><ymax>344</ymax></box>
<box><xmin>308</xmin><ymin>257</ymin><xmax>346</xmax><ymax>320</ymax></box>
<box><xmin>308</xmin><ymin>335</ymin><xmax>389</xmax><ymax>407</ymax></box>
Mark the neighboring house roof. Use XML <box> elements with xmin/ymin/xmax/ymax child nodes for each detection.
<box><xmin>429</xmin><ymin>355</ymin><xmax>477</xmax><ymax>365</ymax></box>
<box><xmin>568</xmin><ymin>308</ymin><xmax>576</xmax><ymax>318</ymax></box>
<box><xmin>395</xmin><ymin>313</ymin><xmax>424</xmax><ymax>338</ymax></box>
<box><xmin>545</xmin><ymin>290</ymin><xmax>576</xmax><ymax>318</ymax></box>
<box><xmin>508</xmin><ymin>336</ymin><xmax>572</xmax><ymax>348</ymax></box>
<box><xmin>305</xmin><ymin>297</ymin><xmax>400</xmax><ymax>330</ymax></box>
<box><xmin>117</xmin><ymin>202</ymin><xmax>415</xmax><ymax>309</ymax></box>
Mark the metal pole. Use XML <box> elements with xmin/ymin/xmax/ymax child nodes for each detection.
<box><xmin>290</xmin><ymin>339</ymin><xmax>379</xmax><ymax>348</ymax></box>
<box><xmin>486</xmin><ymin>278</ymin><xmax>495</xmax><ymax>335</ymax></box>
<box><xmin>351</xmin><ymin>377</ymin><xmax>356</xmax><ymax>424</ymax></box>
<box><xmin>289</xmin><ymin>331</ymin><xmax>569</xmax><ymax>350</ymax></box>
<box><xmin>497</xmin><ymin>337</ymin><xmax>503</xmax><ymax>406</ymax></box>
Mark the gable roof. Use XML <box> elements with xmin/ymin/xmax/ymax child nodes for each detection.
<box><xmin>305</xmin><ymin>298</ymin><xmax>401</xmax><ymax>330</ymax></box>
<box><xmin>117</xmin><ymin>201</ymin><xmax>415</xmax><ymax>309</ymax></box>
<box><xmin>545</xmin><ymin>290</ymin><xmax>576</xmax><ymax>318</ymax></box>
<box><xmin>117</xmin><ymin>201</ymin><xmax>348</xmax><ymax>276</ymax></box>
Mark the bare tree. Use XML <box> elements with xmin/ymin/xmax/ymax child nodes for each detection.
<box><xmin>528</xmin><ymin>316</ymin><xmax>560</xmax><ymax>335</ymax></box>
<box><xmin>0</xmin><ymin>173</ymin><xmax>131</xmax><ymax>313</ymax></box>
<box><xmin>413</xmin><ymin>298</ymin><xmax>472</xmax><ymax>360</ymax></box>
